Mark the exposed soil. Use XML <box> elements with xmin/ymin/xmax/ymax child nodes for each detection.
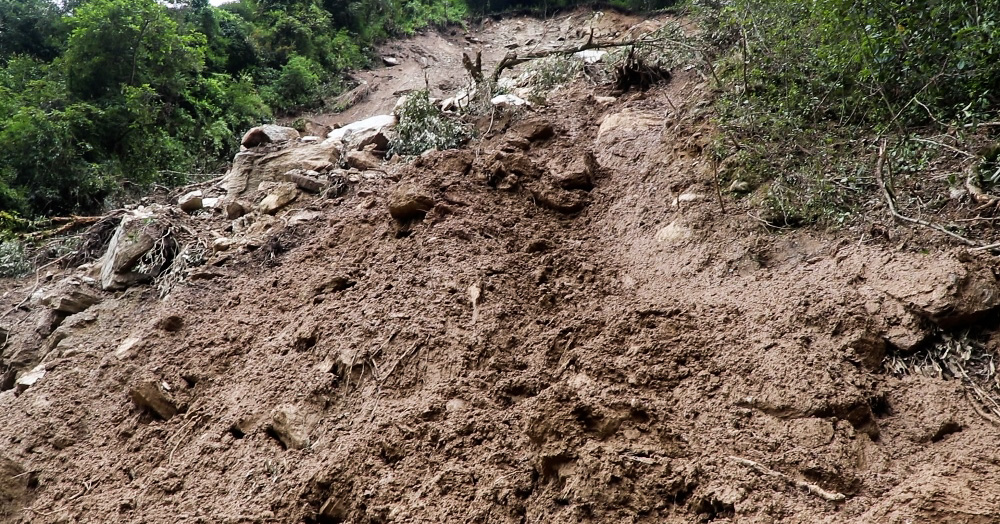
<box><xmin>3</xmin><ymin>10</ymin><xmax>1000</xmax><ymax>524</ymax></box>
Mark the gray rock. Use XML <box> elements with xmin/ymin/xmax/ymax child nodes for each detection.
<box><xmin>40</xmin><ymin>278</ymin><xmax>101</xmax><ymax>314</ymax></box>
<box><xmin>270</xmin><ymin>406</ymin><xmax>308</xmax><ymax>450</ymax></box>
<box><xmin>99</xmin><ymin>207</ymin><xmax>175</xmax><ymax>291</ymax></box>
<box><xmin>382</xmin><ymin>56</ymin><xmax>400</xmax><ymax>66</ymax></box>
<box><xmin>178</xmin><ymin>190</ymin><xmax>203</xmax><ymax>213</ymax></box>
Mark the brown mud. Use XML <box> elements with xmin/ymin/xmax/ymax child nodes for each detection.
<box><xmin>2</xmin><ymin>10</ymin><xmax>1000</xmax><ymax>524</ymax></box>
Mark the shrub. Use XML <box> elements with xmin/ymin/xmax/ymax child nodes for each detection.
<box><xmin>391</xmin><ymin>90</ymin><xmax>470</xmax><ymax>156</ymax></box>
<box><xmin>0</xmin><ymin>239</ymin><xmax>31</xmax><ymax>278</ymax></box>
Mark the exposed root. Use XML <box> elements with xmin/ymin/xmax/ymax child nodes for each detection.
<box><xmin>727</xmin><ymin>456</ymin><xmax>847</xmax><ymax>502</ymax></box>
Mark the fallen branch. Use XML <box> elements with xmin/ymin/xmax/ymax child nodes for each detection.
<box><xmin>727</xmin><ymin>456</ymin><xmax>846</xmax><ymax>502</ymax></box>
<box><xmin>27</xmin><ymin>216</ymin><xmax>103</xmax><ymax>240</ymax></box>
<box><xmin>874</xmin><ymin>139</ymin><xmax>978</xmax><ymax>247</ymax></box>
<box><xmin>492</xmin><ymin>35</ymin><xmax>677</xmax><ymax>82</ymax></box>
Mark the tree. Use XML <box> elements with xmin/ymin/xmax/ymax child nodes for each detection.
<box><xmin>64</xmin><ymin>0</ymin><xmax>203</xmax><ymax>102</ymax></box>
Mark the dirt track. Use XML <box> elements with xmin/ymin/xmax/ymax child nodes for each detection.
<box><xmin>2</xmin><ymin>10</ymin><xmax>1000</xmax><ymax>524</ymax></box>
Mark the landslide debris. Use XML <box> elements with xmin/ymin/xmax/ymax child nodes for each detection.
<box><xmin>1</xmin><ymin>10</ymin><xmax>1000</xmax><ymax>524</ymax></box>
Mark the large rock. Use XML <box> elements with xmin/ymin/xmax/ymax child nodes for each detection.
<box><xmin>222</xmin><ymin>140</ymin><xmax>342</xmax><ymax>199</ymax></box>
<box><xmin>388</xmin><ymin>182</ymin><xmax>435</xmax><ymax>221</ymax></box>
<box><xmin>177</xmin><ymin>190</ymin><xmax>204</xmax><ymax>213</ymax></box>
<box><xmin>259</xmin><ymin>182</ymin><xmax>299</xmax><ymax>215</ymax></box>
<box><xmin>870</xmin><ymin>253</ymin><xmax>1000</xmax><ymax>330</ymax></box>
<box><xmin>345</xmin><ymin>150</ymin><xmax>381</xmax><ymax>171</ymax></box>
<box><xmin>241</xmin><ymin>125</ymin><xmax>300</xmax><ymax>148</ymax></box>
<box><xmin>40</xmin><ymin>277</ymin><xmax>101</xmax><ymax>314</ymax></box>
<box><xmin>596</xmin><ymin>109</ymin><xmax>661</xmax><ymax>143</ymax></box>
<box><xmin>327</xmin><ymin>114</ymin><xmax>397</xmax><ymax>151</ymax></box>
<box><xmin>99</xmin><ymin>207</ymin><xmax>175</xmax><ymax>291</ymax></box>
<box><xmin>0</xmin><ymin>456</ymin><xmax>33</xmax><ymax>517</ymax></box>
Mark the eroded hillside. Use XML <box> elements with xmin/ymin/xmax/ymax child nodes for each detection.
<box><xmin>2</xmin><ymin>10</ymin><xmax>1000</xmax><ymax>524</ymax></box>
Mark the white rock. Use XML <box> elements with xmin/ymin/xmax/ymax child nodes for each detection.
<box><xmin>491</xmin><ymin>94</ymin><xmax>531</xmax><ymax>107</ymax></box>
<box><xmin>15</xmin><ymin>364</ymin><xmax>46</xmax><ymax>393</ymax></box>
<box><xmin>573</xmin><ymin>49</ymin><xmax>607</xmax><ymax>63</ymax></box>
<box><xmin>326</xmin><ymin>115</ymin><xmax>397</xmax><ymax>144</ymax></box>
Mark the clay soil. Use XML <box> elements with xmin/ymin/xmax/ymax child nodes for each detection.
<box><xmin>3</xmin><ymin>10</ymin><xmax>1000</xmax><ymax>524</ymax></box>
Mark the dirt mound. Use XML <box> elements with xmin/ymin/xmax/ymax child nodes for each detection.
<box><xmin>3</xmin><ymin>10</ymin><xmax>1000</xmax><ymax>524</ymax></box>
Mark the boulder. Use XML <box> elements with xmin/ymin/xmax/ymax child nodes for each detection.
<box><xmin>40</xmin><ymin>277</ymin><xmax>101</xmax><ymax>314</ymax></box>
<box><xmin>327</xmin><ymin>115</ymin><xmax>397</xmax><ymax>149</ymax></box>
<box><xmin>130</xmin><ymin>381</ymin><xmax>178</xmax><ymax>420</ymax></box>
<box><xmin>388</xmin><ymin>182</ymin><xmax>435</xmax><ymax>221</ymax></box>
<box><xmin>0</xmin><ymin>456</ymin><xmax>33</xmax><ymax>517</ymax></box>
<box><xmin>222</xmin><ymin>140</ymin><xmax>341</xmax><ymax>199</ymax></box>
<box><xmin>241</xmin><ymin>125</ymin><xmax>300</xmax><ymax>148</ymax></box>
<box><xmin>596</xmin><ymin>109</ymin><xmax>661</xmax><ymax>143</ymax></box>
<box><xmin>258</xmin><ymin>182</ymin><xmax>299</xmax><ymax>215</ymax></box>
<box><xmin>345</xmin><ymin>150</ymin><xmax>381</xmax><ymax>171</ymax></box>
<box><xmin>870</xmin><ymin>254</ymin><xmax>1000</xmax><ymax>330</ymax></box>
<box><xmin>177</xmin><ymin>190</ymin><xmax>203</xmax><ymax>213</ymax></box>
<box><xmin>99</xmin><ymin>207</ymin><xmax>175</xmax><ymax>291</ymax></box>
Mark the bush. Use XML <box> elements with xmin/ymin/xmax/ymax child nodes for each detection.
<box><xmin>0</xmin><ymin>239</ymin><xmax>31</xmax><ymax>278</ymax></box>
<box><xmin>264</xmin><ymin>55</ymin><xmax>324</xmax><ymax>112</ymax></box>
<box><xmin>391</xmin><ymin>90</ymin><xmax>470</xmax><ymax>156</ymax></box>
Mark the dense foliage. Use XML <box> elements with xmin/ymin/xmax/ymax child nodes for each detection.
<box><xmin>0</xmin><ymin>0</ymin><xmax>467</xmax><ymax>219</ymax></box>
<box><xmin>700</xmin><ymin>0</ymin><xmax>1000</xmax><ymax>226</ymax></box>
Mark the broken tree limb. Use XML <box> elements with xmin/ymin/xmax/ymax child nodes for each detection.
<box><xmin>491</xmin><ymin>36</ymin><xmax>677</xmax><ymax>82</ymax></box>
<box><xmin>875</xmin><ymin>139</ymin><xmax>978</xmax><ymax>247</ymax></box>
<box><xmin>727</xmin><ymin>456</ymin><xmax>847</xmax><ymax>502</ymax></box>
<box><xmin>462</xmin><ymin>51</ymin><xmax>483</xmax><ymax>83</ymax></box>
<box><xmin>27</xmin><ymin>216</ymin><xmax>103</xmax><ymax>240</ymax></box>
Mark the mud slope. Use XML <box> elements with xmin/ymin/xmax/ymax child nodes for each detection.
<box><xmin>3</xmin><ymin>12</ymin><xmax>1000</xmax><ymax>524</ymax></box>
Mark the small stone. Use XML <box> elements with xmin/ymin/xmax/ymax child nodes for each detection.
<box><xmin>595</xmin><ymin>96</ymin><xmax>616</xmax><ymax>105</ymax></box>
<box><xmin>115</xmin><ymin>337</ymin><xmax>142</xmax><ymax>359</ymax></box>
<box><xmin>258</xmin><ymin>183</ymin><xmax>299</xmax><ymax>215</ymax></box>
<box><xmin>729</xmin><ymin>180</ymin><xmax>751</xmax><ymax>193</ymax></box>
<box><xmin>382</xmin><ymin>56</ymin><xmax>400</xmax><ymax>66</ymax></box>
<box><xmin>388</xmin><ymin>182</ymin><xmax>435</xmax><ymax>221</ymax></box>
<box><xmin>225</xmin><ymin>201</ymin><xmax>249</xmax><ymax>220</ymax></box>
<box><xmin>178</xmin><ymin>191</ymin><xmax>204</xmax><ymax>213</ymax></box>
<box><xmin>212</xmin><ymin>238</ymin><xmax>233</xmax><ymax>252</ymax></box>
<box><xmin>130</xmin><ymin>381</ymin><xmax>179</xmax><ymax>420</ymax></box>
<box><xmin>511</xmin><ymin>119</ymin><xmax>556</xmax><ymax>142</ymax></box>
<box><xmin>270</xmin><ymin>406</ymin><xmax>308</xmax><ymax>450</ymax></box>
<box><xmin>284</xmin><ymin>169</ymin><xmax>327</xmax><ymax>193</ymax></box>
<box><xmin>14</xmin><ymin>365</ymin><xmax>46</xmax><ymax>394</ymax></box>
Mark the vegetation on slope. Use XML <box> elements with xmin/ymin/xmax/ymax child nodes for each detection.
<box><xmin>699</xmin><ymin>0</ymin><xmax>1000</xmax><ymax>229</ymax></box>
